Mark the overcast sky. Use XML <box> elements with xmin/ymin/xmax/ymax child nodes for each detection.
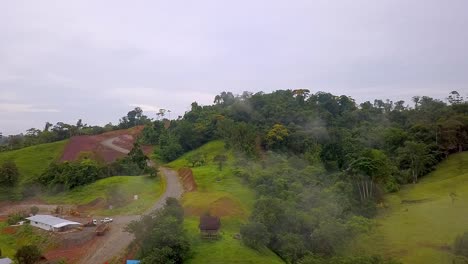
<box><xmin>1</xmin><ymin>0</ymin><xmax>467</xmax><ymax>135</ymax></box>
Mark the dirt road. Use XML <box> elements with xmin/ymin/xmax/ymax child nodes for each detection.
<box><xmin>78</xmin><ymin>138</ymin><xmax>183</xmax><ymax>264</ymax></box>
<box><xmin>101</xmin><ymin>136</ymin><xmax>130</xmax><ymax>154</ymax></box>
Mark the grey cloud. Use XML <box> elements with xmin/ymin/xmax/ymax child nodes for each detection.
<box><xmin>1</xmin><ymin>0</ymin><xmax>467</xmax><ymax>134</ymax></box>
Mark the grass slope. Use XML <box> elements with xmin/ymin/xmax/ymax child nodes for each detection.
<box><xmin>43</xmin><ymin>176</ymin><xmax>164</xmax><ymax>216</ymax></box>
<box><xmin>0</xmin><ymin>222</ymin><xmax>52</xmax><ymax>259</ymax></box>
<box><xmin>168</xmin><ymin>141</ymin><xmax>283</xmax><ymax>264</ymax></box>
<box><xmin>346</xmin><ymin>152</ymin><xmax>468</xmax><ymax>263</ymax></box>
<box><xmin>0</xmin><ymin>140</ymin><xmax>67</xmax><ymax>184</ymax></box>
<box><xmin>0</xmin><ymin>141</ymin><xmax>67</xmax><ymax>200</ymax></box>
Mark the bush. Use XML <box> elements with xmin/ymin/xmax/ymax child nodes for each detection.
<box><xmin>30</xmin><ymin>206</ymin><xmax>39</xmax><ymax>216</ymax></box>
<box><xmin>7</xmin><ymin>211</ymin><xmax>26</xmax><ymax>225</ymax></box>
<box><xmin>454</xmin><ymin>232</ymin><xmax>468</xmax><ymax>257</ymax></box>
<box><xmin>240</xmin><ymin>221</ymin><xmax>270</xmax><ymax>250</ymax></box>
<box><xmin>15</xmin><ymin>245</ymin><xmax>42</xmax><ymax>264</ymax></box>
<box><xmin>0</xmin><ymin>160</ymin><xmax>20</xmax><ymax>186</ymax></box>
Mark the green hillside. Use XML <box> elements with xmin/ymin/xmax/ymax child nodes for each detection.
<box><xmin>168</xmin><ymin>141</ymin><xmax>284</xmax><ymax>264</ymax></box>
<box><xmin>345</xmin><ymin>152</ymin><xmax>468</xmax><ymax>263</ymax></box>
<box><xmin>0</xmin><ymin>141</ymin><xmax>67</xmax><ymax>199</ymax></box>
<box><xmin>0</xmin><ymin>140</ymin><xmax>67</xmax><ymax>184</ymax></box>
<box><xmin>43</xmin><ymin>175</ymin><xmax>164</xmax><ymax>216</ymax></box>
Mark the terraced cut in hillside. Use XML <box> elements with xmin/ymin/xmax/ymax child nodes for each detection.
<box><xmin>345</xmin><ymin>152</ymin><xmax>468</xmax><ymax>263</ymax></box>
<box><xmin>60</xmin><ymin>126</ymin><xmax>152</xmax><ymax>163</ymax></box>
<box><xmin>168</xmin><ymin>141</ymin><xmax>284</xmax><ymax>264</ymax></box>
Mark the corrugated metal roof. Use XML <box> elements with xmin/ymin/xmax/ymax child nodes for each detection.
<box><xmin>26</xmin><ymin>215</ymin><xmax>81</xmax><ymax>228</ymax></box>
<box><xmin>0</xmin><ymin>257</ymin><xmax>13</xmax><ymax>264</ymax></box>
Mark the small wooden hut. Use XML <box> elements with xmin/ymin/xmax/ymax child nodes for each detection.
<box><xmin>199</xmin><ymin>215</ymin><xmax>221</xmax><ymax>239</ymax></box>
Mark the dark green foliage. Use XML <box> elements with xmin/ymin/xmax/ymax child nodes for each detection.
<box><xmin>7</xmin><ymin>211</ymin><xmax>26</xmax><ymax>225</ymax></box>
<box><xmin>238</xmin><ymin>153</ymin><xmax>377</xmax><ymax>261</ymax></box>
<box><xmin>0</xmin><ymin>160</ymin><xmax>20</xmax><ymax>186</ymax></box>
<box><xmin>299</xmin><ymin>254</ymin><xmax>401</xmax><ymax>264</ymax></box>
<box><xmin>141</xmin><ymin>121</ymin><xmax>165</xmax><ymax>145</ymax></box>
<box><xmin>240</xmin><ymin>222</ymin><xmax>270</xmax><ymax>249</ymax></box>
<box><xmin>38</xmin><ymin>159</ymin><xmax>105</xmax><ymax>191</ymax></box>
<box><xmin>38</xmin><ymin>144</ymin><xmax>153</xmax><ymax>190</ymax></box>
<box><xmin>159</xmin><ymin>131</ymin><xmax>184</xmax><ymax>162</ymax></box>
<box><xmin>128</xmin><ymin>141</ymin><xmax>149</xmax><ymax>170</ymax></box>
<box><xmin>454</xmin><ymin>232</ymin><xmax>468</xmax><ymax>257</ymax></box>
<box><xmin>126</xmin><ymin>198</ymin><xmax>190</xmax><ymax>264</ymax></box>
<box><xmin>30</xmin><ymin>206</ymin><xmax>39</xmax><ymax>215</ymax></box>
<box><xmin>187</xmin><ymin>152</ymin><xmax>206</xmax><ymax>167</ymax></box>
<box><xmin>15</xmin><ymin>245</ymin><xmax>42</xmax><ymax>264</ymax></box>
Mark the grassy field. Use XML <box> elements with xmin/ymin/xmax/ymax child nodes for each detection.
<box><xmin>168</xmin><ymin>141</ymin><xmax>284</xmax><ymax>264</ymax></box>
<box><xmin>0</xmin><ymin>140</ymin><xmax>67</xmax><ymax>184</ymax></box>
<box><xmin>43</xmin><ymin>175</ymin><xmax>164</xmax><ymax>216</ymax></box>
<box><xmin>0</xmin><ymin>222</ymin><xmax>52</xmax><ymax>259</ymax></box>
<box><xmin>345</xmin><ymin>152</ymin><xmax>468</xmax><ymax>263</ymax></box>
<box><xmin>0</xmin><ymin>141</ymin><xmax>67</xmax><ymax>200</ymax></box>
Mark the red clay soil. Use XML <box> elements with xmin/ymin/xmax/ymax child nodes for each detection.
<box><xmin>76</xmin><ymin>197</ymin><xmax>107</xmax><ymax>213</ymax></box>
<box><xmin>60</xmin><ymin>126</ymin><xmax>152</xmax><ymax>163</ymax></box>
<box><xmin>45</xmin><ymin>236</ymin><xmax>99</xmax><ymax>264</ymax></box>
<box><xmin>178</xmin><ymin>168</ymin><xmax>197</xmax><ymax>192</ymax></box>
<box><xmin>184</xmin><ymin>197</ymin><xmax>245</xmax><ymax>218</ymax></box>
<box><xmin>2</xmin><ymin>226</ymin><xmax>18</xmax><ymax>235</ymax></box>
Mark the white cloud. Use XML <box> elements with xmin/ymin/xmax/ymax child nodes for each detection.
<box><xmin>128</xmin><ymin>104</ymin><xmax>162</xmax><ymax>112</ymax></box>
<box><xmin>0</xmin><ymin>103</ymin><xmax>60</xmax><ymax>113</ymax></box>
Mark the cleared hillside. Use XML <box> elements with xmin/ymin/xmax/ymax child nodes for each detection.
<box><xmin>168</xmin><ymin>141</ymin><xmax>284</xmax><ymax>264</ymax></box>
<box><xmin>43</xmin><ymin>175</ymin><xmax>164</xmax><ymax>216</ymax></box>
<box><xmin>345</xmin><ymin>152</ymin><xmax>468</xmax><ymax>263</ymax></box>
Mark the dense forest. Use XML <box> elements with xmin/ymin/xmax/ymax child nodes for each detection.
<box><xmin>139</xmin><ymin>89</ymin><xmax>467</xmax><ymax>263</ymax></box>
<box><xmin>1</xmin><ymin>89</ymin><xmax>467</xmax><ymax>263</ymax></box>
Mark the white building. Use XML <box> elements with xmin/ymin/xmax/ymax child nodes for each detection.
<box><xmin>0</xmin><ymin>258</ymin><xmax>13</xmax><ymax>264</ymax></box>
<box><xmin>26</xmin><ymin>215</ymin><xmax>81</xmax><ymax>232</ymax></box>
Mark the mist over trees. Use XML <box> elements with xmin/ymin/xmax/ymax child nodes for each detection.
<box><xmin>137</xmin><ymin>89</ymin><xmax>466</xmax><ymax>262</ymax></box>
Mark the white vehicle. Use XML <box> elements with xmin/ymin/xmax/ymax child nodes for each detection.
<box><xmin>92</xmin><ymin>219</ymin><xmax>98</xmax><ymax>225</ymax></box>
<box><xmin>101</xmin><ymin>217</ymin><xmax>113</xmax><ymax>223</ymax></box>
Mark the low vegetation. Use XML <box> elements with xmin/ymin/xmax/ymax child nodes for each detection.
<box><xmin>0</xmin><ymin>140</ymin><xmax>67</xmax><ymax>183</ymax></box>
<box><xmin>0</xmin><ymin>140</ymin><xmax>67</xmax><ymax>200</ymax></box>
<box><xmin>126</xmin><ymin>198</ymin><xmax>190</xmax><ymax>264</ymax></box>
<box><xmin>168</xmin><ymin>141</ymin><xmax>284</xmax><ymax>263</ymax></box>
<box><xmin>345</xmin><ymin>152</ymin><xmax>468</xmax><ymax>263</ymax></box>
<box><xmin>0</xmin><ymin>222</ymin><xmax>51</xmax><ymax>259</ymax></box>
<box><xmin>43</xmin><ymin>175</ymin><xmax>164</xmax><ymax>216</ymax></box>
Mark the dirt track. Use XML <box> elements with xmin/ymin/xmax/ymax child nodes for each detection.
<box><xmin>77</xmin><ymin>137</ymin><xmax>183</xmax><ymax>264</ymax></box>
<box><xmin>100</xmin><ymin>137</ymin><xmax>130</xmax><ymax>154</ymax></box>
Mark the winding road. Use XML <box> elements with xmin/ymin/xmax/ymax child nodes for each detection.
<box><xmin>78</xmin><ymin>137</ymin><xmax>183</xmax><ymax>264</ymax></box>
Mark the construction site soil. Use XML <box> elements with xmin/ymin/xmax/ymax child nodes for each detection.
<box><xmin>60</xmin><ymin>126</ymin><xmax>153</xmax><ymax>163</ymax></box>
<box><xmin>178</xmin><ymin>168</ymin><xmax>198</xmax><ymax>192</ymax></box>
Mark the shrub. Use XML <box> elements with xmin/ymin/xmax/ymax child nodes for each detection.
<box><xmin>15</xmin><ymin>245</ymin><xmax>42</xmax><ymax>264</ymax></box>
<box><xmin>454</xmin><ymin>232</ymin><xmax>468</xmax><ymax>257</ymax></box>
<box><xmin>240</xmin><ymin>221</ymin><xmax>270</xmax><ymax>249</ymax></box>
<box><xmin>7</xmin><ymin>211</ymin><xmax>26</xmax><ymax>225</ymax></box>
<box><xmin>30</xmin><ymin>206</ymin><xmax>39</xmax><ymax>216</ymax></box>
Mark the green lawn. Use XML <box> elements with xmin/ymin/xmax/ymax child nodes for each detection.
<box><xmin>43</xmin><ymin>175</ymin><xmax>164</xmax><ymax>216</ymax></box>
<box><xmin>168</xmin><ymin>141</ymin><xmax>284</xmax><ymax>264</ymax></box>
<box><xmin>345</xmin><ymin>152</ymin><xmax>468</xmax><ymax>263</ymax></box>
